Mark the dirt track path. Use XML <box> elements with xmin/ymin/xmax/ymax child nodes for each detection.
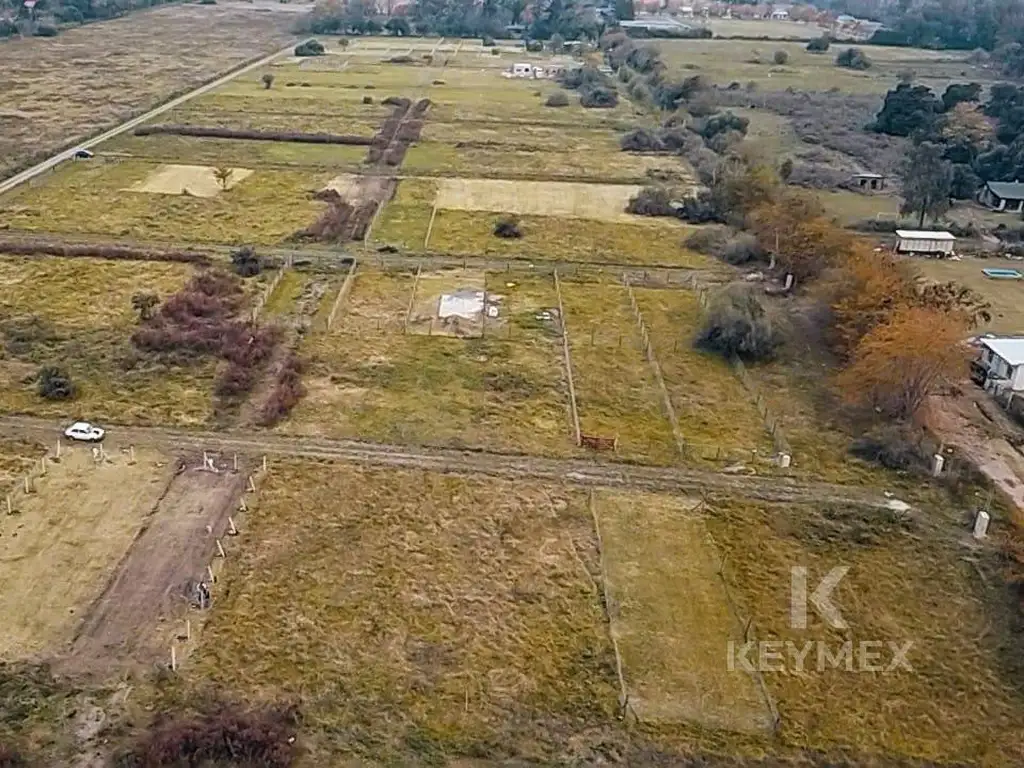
<box><xmin>0</xmin><ymin>416</ymin><xmax>894</xmax><ymax>508</ymax></box>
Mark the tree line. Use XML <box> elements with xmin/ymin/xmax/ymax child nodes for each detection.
<box><xmin>298</xmin><ymin>0</ymin><xmax>612</xmax><ymax>40</ymax></box>
<box><xmin>0</xmin><ymin>0</ymin><xmax>182</xmax><ymax>38</ymax></box>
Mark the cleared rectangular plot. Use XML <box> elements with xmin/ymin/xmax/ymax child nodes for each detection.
<box><xmin>436</xmin><ymin>178</ymin><xmax>640</xmax><ymax>221</ymax></box>
<box><xmin>286</xmin><ymin>270</ymin><xmax>571</xmax><ymax>455</ymax></box>
<box><xmin>633</xmin><ymin>288</ymin><xmax>776</xmax><ymax>463</ymax></box>
<box><xmin>148</xmin><ymin>105</ymin><xmax>386</xmax><ymax>137</ymax></box>
<box><xmin>595</xmin><ymin>490</ymin><xmax>773</xmax><ymax>732</ymax></box>
<box><xmin>0</xmin><ymin>447</ymin><xmax>173</xmax><ymax>660</ymax></box>
<box><xmin>370</xmin><ymin>177</ymin><xmax>436</xmax><ymax>249</ymax></box>
<box><xmin>561</xmin><ymin>281</ymin><xmax>676</xmax><ymax>464</ymax></box>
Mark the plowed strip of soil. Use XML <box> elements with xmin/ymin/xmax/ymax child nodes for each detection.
<box><xmin>64</xmin><ymin>465</ymin><xmax>244</xmax><ymax>678</ymax></box>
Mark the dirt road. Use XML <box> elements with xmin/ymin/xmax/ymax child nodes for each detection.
<box><xmin>0</xmin><ymin>415</ymin><xmax>894</xmax><ymax>508</ymax></box>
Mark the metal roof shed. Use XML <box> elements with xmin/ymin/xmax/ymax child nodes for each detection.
<box><xmin>894</xmin><ymin>230</ymin><xmax>955</xmax><ymax>255</ymax></box>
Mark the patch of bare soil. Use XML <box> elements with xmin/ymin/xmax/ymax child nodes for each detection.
<box><xmin>923</xmin><ymin>389</ymin><xmax>1024</xmax><ymax>511</ymax></box>
<box><xmin>60</xmin><ymin>463</ymin><xmax>244</xmax><ymax>679</ymax></box>
<box><xmin>293</xmin><ymin>177</ymin><xmax>397</xmax><ymax>243</ymax></box>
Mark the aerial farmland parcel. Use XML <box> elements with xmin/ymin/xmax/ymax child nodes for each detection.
<box><xmin>0</xmin><ymin>29</ymin><xmax>1020</xmax><ymax>768</ymax></box>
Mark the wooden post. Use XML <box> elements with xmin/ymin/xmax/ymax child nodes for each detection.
<box><xmin>55</xmin><ymin>439</ymin><xmax>61</xmax><ymax>459</ymax></box>
<box><xmin>128</xmin><ymin>445</ymin><xmax>135</xmax><ymax>465</ymax></box>
<box><xmin>186</xmin><ymin>619</ymin><xmax>192</xmax><ymax>641</ymax></box>
<box><xmin>233</xmin><ymin>453</ymin><xmax>238</xmax><ymax>472</ymax></box>
<box><xmin>217</xmin><ymin>539</ymin><xmax>226</xmax><ymax>558</ymax></box>
<box><xmin>5</xmin><ymin>494</ymin><xmax>11</xmax><ymax>515</ymax></box>
<box><xmin>40</xmin><ymin>457</ymin><xmax>46</xmax><ymax>475</ymax></box>
<box><xmin>262</xmin><ymin>455</ymin><xmax>267</xmax><ymax>473</ymax></box>
<box><xmin>170</xmin><ymin>645</ymin><xmax>177</xmax><ymax>672</ymax></box>
<box><xmin>248</xmin><ymin>476</ymin><xmax>256</xmax><ymax>493</ymax></box>
<box><xmin>23</xmin><ymin>476</ymin><xmax>30</xmax><ymax>494</ymax></box>
<box><xmin>207</xmin><ymin>565</ymin><xmax>216</xmax><ymax>583</ymax></box>
<box><xmin>239</xmin><ymin>497</ymin><xmax>248</xmax><ymax>512</ymax></box>
<box><xmin>228</xmin><ymin>516</ymin><xmax>238</xmax><ymax>535</ymax></box>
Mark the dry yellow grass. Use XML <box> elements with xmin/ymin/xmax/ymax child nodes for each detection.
<box><xmin>595</xmin><ymin>490</ymin><xmax>773</xmax><ymax>732</ymax></box>
<box><xmin>0</xmin><ymin>4</ymin><xmax>293</xmax><ymax>180</ymax></box>
<box><xmin>179</xmin><ymin>462</ymin><xmax>618</xmax><ymax>763</ymax></box>
<box><xmin>708</xmin><ymin>496</ymin><xmax>1024</xmax><ymax>764</ymax></box>
<box><xmin>370</xmin><ymin>178</ymin><xmax>437</xmax><ymax>250</ymax></box>
<box><xmin>436</xmin><ymin>178</ymin><xmax>643</xmax><ymax>221</ymax></box>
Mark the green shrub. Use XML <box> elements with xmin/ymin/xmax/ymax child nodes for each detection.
<box><xmin>806</xmin><ymin>35</ymin><xmax>830</xmax><ymax>52</ymax></box>
<box><xmin>836</xmin><ymin>47</ymin><xmax>871</xmax><ymax>70</ymax></box>
<box><xmin>37</xmin><ymin>366</ymin><xmax>76</xmax><ymax>400</ymax></box>
<box><xmin>696</xmin><ymin>284</ymin><xmax>779</xmax><ymax>361</ymax></box>
<box><xmin>545</xmin><ymin>90</ymin><xmax>570</xmax><ymax>107</ymax></box>
<box><xmin>773</xmin><ymin>49</ymin><xmax>788</xmax><ymax>65</ymax></box>
<box><xmin>294</xmin><ymin>39</ymin><xmax>325</xmax><ymax>57</ymax></box>
<box><xmin>34</xmin><ymin>24</ymin><xmax>59</xmax><ymax>37</ymax></box>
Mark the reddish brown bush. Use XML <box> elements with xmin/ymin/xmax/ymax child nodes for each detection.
<box><xmin>257</xmin><ymin>353</ymin><xmax>307</xmax><ymax>426</ymax></box>
<box><xmin>134</xmin><ymin>124</ymin><xmax>372</xmax><ymax>146</ymax></box>
<box><xmin>0</xmin><ymin>744</ymin><xmax>26</xmax><ymax>767</ymax></box>
<box><xmin>121</xmin><ymin>702</ymin><xmax>298</xmax><ymax>768</ymax></box>
<box><xmin>132</xmin><ymin>271</ymin><xmax>281</xmax><ymax>400</ymax></box>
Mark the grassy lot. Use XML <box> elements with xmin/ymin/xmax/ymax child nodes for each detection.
<box><xmin>595</xmin><ymin>490</ymin><xmax>773</xmax><ymax>731</ymax></box>
<box><xmin>633</xmin><ymin>288</ymin><xmax>776</xmax><ymax>463</ymax></box>
<box><xmin>370</xmin><ymin>178</ymin><xmax>437</xmax><ymax>249</ymax></box>
<box><xmin>419</xmin><ymin>121</ymin><xmax>628</xmax><ymax>152</ymax></box>
<box><xmin>427</xmin><ymin>210</ymin><xmax>710</xmax><ymax>267</ymax></box>
<box><xmin>916</xmin><ymin>256</ymin><xmax>1024</xmax><ymax>334</ymax></box>
<box><xmin>560</xmin><ymin>281</ymin><xmax>677</xmax><ymax>464</ymax></box>
<box><xmin>708</xmin><ymin>496</ymin><xmax>1024</xmax><ymax>764</ymax></box>
<box><xmin>656</xmin><ymin>39</ymin><xmax>988</xmax><ymax>95</ymax></box>
<box><xmin>0</xmin><ymin>3</ymin><xmax>294</xmax><ymax>180</ymax></box>
<box><xmin>404</xmin><ymin>140</ymin><xmax>688</xmax><ymax>183</ymax></box>
<box><xmin>141</xmin><ymin>105</ymin><xmax>386</xmax><ymax>137</ymax></box>
<box><xmin>167</xmin><ymin>462</ymin><xmax>617</xmax><ymax>763</ymax></box>
<box><xmin>0</xmin><ymin>159</ymin><xmax>330</xmax><ymax>245</ymax></box>
<box><xmin>184</xmin><ymin>92</ymin><xmax>391</xmax><ymax>122</ymax></box>
<box><xmin>97</xmin><ymin>134</ymin><xmax>369</xmax><ymax>169</ymax></box>
<box><xmin>819</xmin><ymin>189</ymin><xmax>901</xmax><ymax>225</ymax></box>
<box><xmin>706</xmin><ymin>18</ymin><xmax>829</xmax><ymax>39</ymax></box>
<box><xmin>0</xmin><ymin>256</ymin><xmax>215</xmax><ymax>425</ymax></box>
<box><xmin>285</xmin><ymin>270</ymin><xmax>572</xmax><ymax>455</ymax></box>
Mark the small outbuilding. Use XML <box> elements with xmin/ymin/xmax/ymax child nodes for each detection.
<box><xmin>894</xmin><ymin>229</ymin><xmax>955</xmax><ymax>256</ymax></box>
<box><xmin>852</xmin><ymin>172</ymin><xmax>886</xmax><ymax>191</ymax></box>
<box><xmin>978</xmin><ymin>181</ymin><xmax>1024</xmax><ymax>213</ymax></box>
<box><xmin>975</xmin><ymin>337</ymin><xmax>1024</xmax><ymax>393</ymax></box>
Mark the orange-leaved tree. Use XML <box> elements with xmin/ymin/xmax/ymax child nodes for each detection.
<box><xmin>828</xmin><ymin>244</ymin><xmax>917</xmax><ymax>359</ymax></box>
<box><xmin>836</xmin><ymin>306</ymin><xmax>967</xmax><ymax>420</ymax></box>
<box><xmin>748</xmin><ymin>191</ymin><xmax>851</xmax><ymax>281</ymax></box>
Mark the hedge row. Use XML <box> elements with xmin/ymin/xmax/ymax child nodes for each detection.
<box><xmin>134</xmin><ymin>124</ymin><xmax>373</xmax><ymax>145</ymax></box>
<box><xmin>0</xmin><ymin>240</ymin><xmax>212</xmax><ymax>265</ymax></box>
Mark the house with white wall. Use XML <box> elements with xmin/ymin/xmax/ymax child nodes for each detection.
<box><xmin>976</xmin><ymin>337</ymin><xmax>1024</xmax><ymax>393</ymax></box>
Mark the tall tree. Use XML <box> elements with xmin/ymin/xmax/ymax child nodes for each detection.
<box><xmin>837</xmin><ymin>307</ymin><xmax>966</xmax><ymax>420</ymax></box>
<box><xmin>899</xmin><ymin>141</ymin><xmax>953</xmax><ymax>228</ymax></box>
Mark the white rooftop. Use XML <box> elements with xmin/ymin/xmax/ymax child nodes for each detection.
<box><xmin>981</xmin><ymin>337</ymin><xmax>1024</xmax><ymax>367</ymax></box>
<box><xmin>895</xmin><ymin>230</ymin><xmax>956</xmax><ymax>240</ymax></box>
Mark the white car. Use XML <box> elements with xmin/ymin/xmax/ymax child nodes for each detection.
<box><xmin>63</xmin><ymin>422</ymin><xmax>105</xmax><ymax>442</ymax></box>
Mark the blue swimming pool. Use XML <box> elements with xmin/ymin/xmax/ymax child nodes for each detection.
<box><xmin>982</xmin><ymin>268</ymin><xmax>1023</xmax><ymax>279</ymax></box>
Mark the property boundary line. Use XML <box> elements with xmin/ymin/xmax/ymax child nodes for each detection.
<box><xmin>623</xmin><ymin>279</ymin><xmax>686</xmax><ymax>457</ymax></box>
<box><xmin>403</xmin><ymin>263</ymin><xmax>422</xmax><ymax>334</ymax></box>
<box><xmin>326</xmin><ymin>260</ymin><xmax>358</xmax><ymax>331</ymax></box>
<box><xmin>553</xmin><ymin>269</ymin><xmax>582</xmax><ymax>447</ymax></box>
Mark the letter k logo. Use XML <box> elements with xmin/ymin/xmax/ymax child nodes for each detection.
<box><xmin>791</xmin><ymin>566</ymin><xmax>849</xmax><ymax>630</ymax></box>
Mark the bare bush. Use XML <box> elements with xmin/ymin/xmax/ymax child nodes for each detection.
<box><xmin>696</xmin><ymin>283</ymin><xmax>779</xmax><ymax>361</ymax></box>
<box><xmin>231</xmin><ymin>246</ymin><xmax>262</xmax><ymax>277</ymax></box>
<box><xmin>258</xmin><ymin>353</ymin><xmax>307</xmax><ymax>426</ymax></box>
<box><xmin>773</xmin><ymin>50</ymin><xmax>789</xmax><ymax>65</ymax></box>
<box><xmin>719</xmin><ymin>233</ymin><xmax>764</xmax><ymax>264</ymax></box>
<box><xmin>579</xmin><ymin>84</ymin><xmax>618</xmax><ymax>108</ymax></box>
<box><xmin>620</xmin><ymin>128</ymin><xmax>665</xmax><ymax>152</ymax></box>
<box><xmin>685</xmin><ymin>226</ymin><xmax>732</xmax><ymax>255</ymax></box>
<box><xmin>848</xmin><ymin>424</ymin><xmax>932</xmax><ymax>471</ymax></box>
<box><xmin>626</xmin><ymin>185</ymin><xmax>676</xmax><ymax>217</ymax></box>
<box><xmin>119</xmin><ymin>702</ymin><xmax>298</xmax><ymax>768</ymax></box>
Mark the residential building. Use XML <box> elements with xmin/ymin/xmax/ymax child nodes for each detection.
<box><xmin>894</xmin><ymin>230</ymin><xmax>956</xmax><ymax>256</ymax></box>
<box><xmin>975</xmin><ymin>337</ymin><xmax>1024</xmax><ymax>393</ymax></box>
<box><xmin>978</xmin><ymin>181</ymin><xmax>1024</xmax><ymax>213</ymax></box>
